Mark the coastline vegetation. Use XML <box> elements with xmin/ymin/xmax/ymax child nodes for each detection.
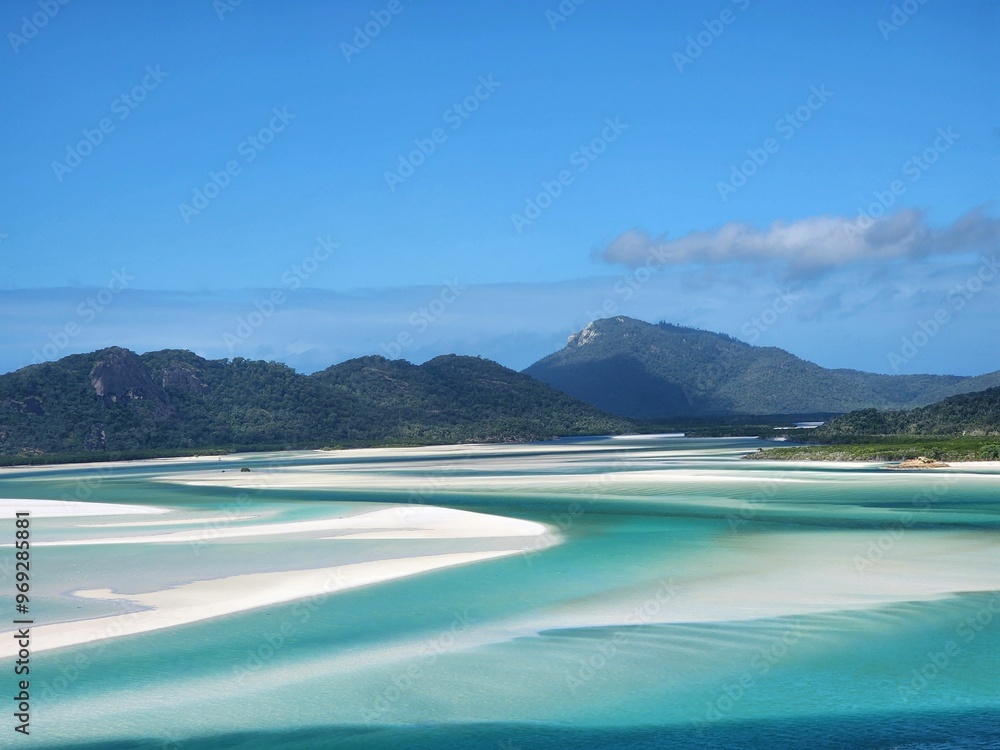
<box><xmin>746</xmin><ymin>435</ymin><xmax>1000</xmax><ymax>462</ymax></box>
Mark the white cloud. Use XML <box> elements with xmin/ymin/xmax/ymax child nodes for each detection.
<box><xmin>599</xmin><ymin>208</ymin><xmax>1000</xmax><ymax>275</ymax></box>
<box><xmin>2</xmin><ymin>245</ymin><xmax>998</xmax><ymax>379</ymax></box>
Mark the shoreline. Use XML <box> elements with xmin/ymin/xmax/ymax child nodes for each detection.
<box><xmin>0</xmin><ymin>434</ymin><xmax>757</xmax><ymax>471</ymax></box>
<box><xmin>5</xmin><ymin>437</ymin><xmax>1000</xmax><ymax>472</ymax></box>
<box><xmin>0</xmin><ymin>550</ymin><xmax>534</xmax><ymax>657</ymax></box>
<box><xmin>17</xmin><ymin>505</ymin><xmax>549</xmax><ymax>547</ymax></box>
<box><xmin>0</xmin><ymin>450</ymin><xmax>328</xmax><ymax>473</ymax></box>
<box><xmin>745</xmin><ymin>454</ymin><xmax>1000</xmax><ymax>469</ymax></box>
<box><xmin>0</xmin><ymin>498</ymin><xmax>557</xmax><ymax>656</ymax></box>
<box><xmin>0</xmin><ymin>498</ymin><xmax>169</xmax><ymax>519</ymax></box>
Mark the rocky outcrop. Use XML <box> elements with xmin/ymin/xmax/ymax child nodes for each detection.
<box><xmin>89</xmin><ymin>348</ymin><xmax>174</xmax><ymax>417</ymax></box>
<box><xmin>886</xmin><ymin>456</ymin><xmax>950</xmax><ymax>469</ymax></box>
<box><xmin>567</xmin><ymin>321</ymin><xmax>601</xmax><ymax>347</ymax></box>
<box><xmin>160</xmin><ymin>362</ymin><xmax>209</xmax><ymax>394</ymax></box>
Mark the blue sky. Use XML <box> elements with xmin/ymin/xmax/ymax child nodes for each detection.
<box><xmin>2</xmin><ymin>0</ymin><xmax>997</xmax><ymax>377</ymax></box>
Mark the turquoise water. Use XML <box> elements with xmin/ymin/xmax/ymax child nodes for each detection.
<box><xmin>2</xmin><ymin>437</ymin><xmax>999</xmax><ymax>748</ymax></box>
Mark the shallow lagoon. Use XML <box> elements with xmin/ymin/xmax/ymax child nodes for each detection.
<box><xmin>2</xmin><ymin>436</ymin><xmax>999</xmax><ymax>749</ymax></box>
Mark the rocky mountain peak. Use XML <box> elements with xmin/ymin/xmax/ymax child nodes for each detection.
<box><xmin>567</xmin><ymin>321</ymin><xmax>601</xmax><ymax>347</ymax></box>
<box><xmin>89</xmin><ymin>348</ymin><xmax>170</xmax><ymax>407</ymax></box>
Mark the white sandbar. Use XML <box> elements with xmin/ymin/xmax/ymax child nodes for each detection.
<box><xmin>514</xmin><ymin>529</ymin><xmax>1000</xmax><ymax>633</ymax></box>
<box><xmin>0</xmin><ymin>499</ymin><xmax>168</xmax><ymax>519</ymax></box>
<box><xmin>77</xmin><ymin>515</ymin><xmax>260</xmax><ymax>528</ymax></box>
<box><xmin>25</xmin><ymin>506</ymin><xmax>548</xmax><ymax>546</ymax></box>
<box><xmin>0</xmin><ymin>550</ymin><xmax>529</xmax><ymax>656</ymax></box>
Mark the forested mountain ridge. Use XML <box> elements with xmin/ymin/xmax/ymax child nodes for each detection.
<box><xmin>0</xmin><ymin>347</ymin><xmax>630</xmax><ymax>457</ymax></box>
<box><xmin>816</xmin><ymin>387</ymin><xmax>1000</xmax><ymax>438</ymax></box>
<box><xmin>524</xmin><ymin>317</ymin><xmax>1000</xmax><ymax>419</ymax></box>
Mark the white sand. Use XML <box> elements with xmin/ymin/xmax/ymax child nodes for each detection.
<box><xmin>78</xmin><ymin>515</ymin><xmax>261</xmax><ymax>528</ymax></box>
<box><xmin>937</xmin><ymin>461</ymin><xmax>1000</xmax><ymax>470</ymax></box>
<box><xmin>512</xmin><ymin>530</ymin><xmax>1000</xmax><ymax>633</ymax></box>
<box><xmin>161</xmin><ymin>469</ymin><xmax>822</xmax><ymax>492</ymax></box>
<box><xmin>611</xmin><ymin>433</ymin><xmax>685</xmax><ymax>439</ymax></box>
<box><xmin>22</xmin><ymin>506</ymin><xmax>547</xmax><ymax>547</ymax></box>
<box><xmin>0</xmin><ymin>499</ymin><xmax>168</xmax><ymax>519</ymax></box>
<box><xmin>0</xmin><ymin>442</ymin><xmax>639</xmax><ymax>476</ymax></box>
<box><xmin>161</xmin><ymin>462</ymin><xmax>1000</xmax><ymax>497</ymax></box>
<box><xmin>0</xmin><ymin>500</ymin><xmax>558</xmax><ymax>657</ymax></box>
<box><xmin>0</xmin><ymin>550</ymin><xmax>530</xmax><ymax>657</ymax></box>
<box><xmin>0</xmin><ymin>498</ymin><xmax>557</xmax><ymax>655</ymax></box>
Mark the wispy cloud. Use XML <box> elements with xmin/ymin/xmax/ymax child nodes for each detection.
<box><xmin>598</xmin><ymin>208</ymin><xmax>1000</xmax><ymax>276</ymax></box>
<box><xmin>2</xmin><ymin>249</ymin><xmax>997</xmax><ymax>378</ymax></box>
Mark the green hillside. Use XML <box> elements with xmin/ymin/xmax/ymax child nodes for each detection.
<box><xmin>0</xmin><ymin>347</ymin><xmax>630</xmax><ymax>460</ymax></box>
<box><xmin>312</xmin><ymin>353</ymin><xmax>631</xmax><ymax>443</ymax></box>
<box><xmin>815</xmin><ymin>387</ymin><xmax>1000</xmax><ymax>438</ymax></box>
<box><xmin>749</xmin><ymin>388</ymin><xmax>1000</xmax><ymax>462</ymax></box>
<box><xmin>524</xmin><ymin>317</ymin><xmax>1000</xmax><ymax>418</ymax></box>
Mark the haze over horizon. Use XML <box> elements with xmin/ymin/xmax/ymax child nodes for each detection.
<box><xmin>3</xmin><ymin>0</ymin><xmax>998</xmax><ymax>378</ymax></box>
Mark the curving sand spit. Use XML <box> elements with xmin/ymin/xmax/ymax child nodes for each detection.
<box><xmin>22</xmin><ymin>506</ymin><xmax>548</xmax><ymax>547</ymax></box>
<box><xmin>78</xmin><ymin>514</ymin><xmax>261</xmax><ymax>528</ymax></box>
<box><xmin>0</xmin><ymin>551</ymin><xmax>527</xmax><ymax>657</ymax></box>
<box><xmin>0</xmin><ymin>499</ymin><xmax>168</xmax><ymax>519</ymax></box>
<box><xmin>0</xmin><ymin>498</ymin><xmax>555</xmax><ymax>656</ymax></box>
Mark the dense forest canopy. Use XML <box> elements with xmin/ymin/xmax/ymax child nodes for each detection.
<box><xmin>525</xmin><ymin>317</ymin><xmax>1000</xmax><ymax>418</ymax></box>
<box><xmin>0</xmin><ymin>347</ymin><xmax>630</xmax><ymax>458</ymax></box>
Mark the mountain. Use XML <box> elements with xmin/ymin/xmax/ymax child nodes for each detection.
<box><xmin>524</xmin><ymin>317</ymin><xmax>1000</xmax><ymax>419</ymax></box>
<box><xmin>816</xmin><ymin>387</ymin><xmax>1000</xmax><ymax>438</ymax></box>
<box><xmin>0</xmin><ymin>348</ymin><xmax>630</xmax><ymax>458</ymax></box>
<box><xmin>312</xmin><ymin>353</ymin><xmax>629</xmax><ymax>442</ymax></box>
